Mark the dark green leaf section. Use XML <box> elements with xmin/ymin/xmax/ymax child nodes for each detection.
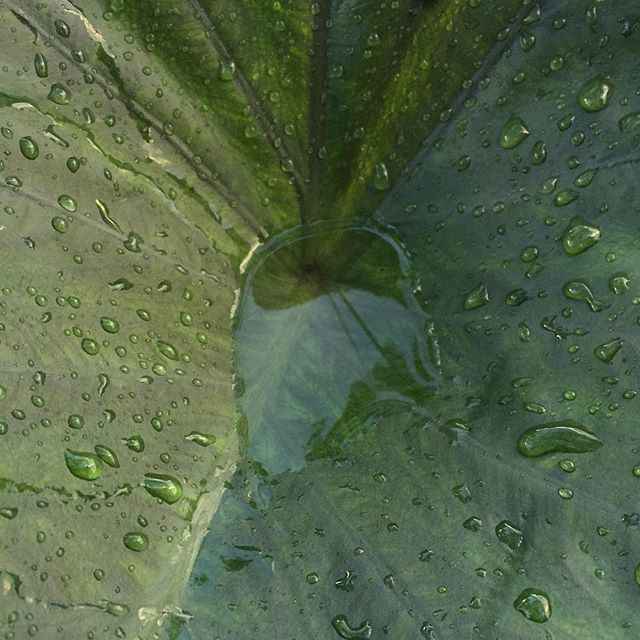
<box><xmin>316</xmin><ymin>0</ymin><xmax>524</xmax><ymax>221</ymax></box>
<box><xmin>179</xmin><ymin>0</ymin><xmax>640</xmax><ymax>638</ymax></box>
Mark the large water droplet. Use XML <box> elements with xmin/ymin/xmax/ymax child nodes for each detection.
<box><xmin>594</xmin><ymin>337</ymin><xmax>623</xmax><ymax>364</ymax></box>
<box><xmin>495</xmin><ymin>520</ymin><xmax>524</xmax><ymax>550</ymax></box>
<box><xmin>331</xmin><ymin>614</ymin><xmax>372</xmax><ymax>639</ymax></box>
<box><xmin>142</xmin><ymin>473</ymin><xmax>183</xmax><ymax>504</ymax></box>
<box><xmin>561</xmin><ymin>216</ymin><xmax>600</xmax><ymax>255</ymax></box>
<box><xmin>34</xmin><ymin>53</ymin><xmax>48</xmax><ymax>78</ymax></box>
<box><xmin>64</xmin><ymin>449</ymin><xmax>103</xmax><ymax>481</ymax></box>
<box><xmin>577</xmin><ymin>76</ymin><xmax>613</xmax><ymax>112</ymax></box>
<box><xmin>513</xmin><ymin>588</ymin><xmax>551</xmax><ymax>623</ymax></box>
<box><xmin>463</xmin><ymin>283</ymin><xmax>490</xmax><ymax>310</ymax></box>
<box><xmin>518</xmin><ymin>421</ymin><xmax>602</xmax><ymax>457</ymax></box>
<box><xmin>500</xmin><ymin>115</ymin><xmax>530</xmax><ymax>149</ymax></box>
<box><xmin>123</xmin><ymin>532</ymin><xmax>149</xmax><ymax>552</ymax></box>
<box><xmin>562</xmin><ymin>280</ymin><xmax>608</xmax><ymax>312</ymax></box>
<box><xmin>185</xmin><ymin>431</ymin><xmax>216</xmax><ymax>447</ymax></box>
<box><xmin>157</xmin><ymin>340</ymin><xmax>179</xmax><ymax>360</ymax></box>
<box><xmin>19</xmin><ymin>136</ymin><xmax>39</xmax><ymax>160</ymax></box>
<box><xmin>100</xmin><ymin>316</ymin><xmax>120</xmax><ymax>334</ymax></box>
<box><xmin>47</xmin><ymin>84</ymin><xmax>71</xmax><ymax>105</ymax></box>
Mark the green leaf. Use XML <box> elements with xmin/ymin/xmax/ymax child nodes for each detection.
<box><xmin>1</xmin><ymin>0</ymin><xmax>639</xmax><ymax>639</ymax></box>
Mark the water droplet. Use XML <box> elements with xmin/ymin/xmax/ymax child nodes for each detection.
<box><xmin>373</xmin><ymin>162</ymin><xmax>390</xmax><ymax>190</ymax></box>
<box><xmin>331</xmin><ymin>614</ymin><xmax>372</xmax><ymax>639</ymax></box>
<box><xmin>57</xmin><ymin>194</ymin><xmax>77</xmax><ymax>212</ymax></box>
<box><xmin>34</xmin><ymin>53</ymin><xmax>48</xmax><ymax>78</ymax></box>
<box><xmin>123</xmin><ymin>532</ymin><xmax>149</xmax><ymax>552</ymax></box>
<box><xmin>619</xmin><ymin>111</ymin><xmax>640</xmax><ymax>132</ymax></box>
<box><xmin>19</xmin><ymin>137</ymin><xmax>39</xmax><ymax>160</ymax></box>
<box><xmin>514</xmin><ymin>588</ymin><xmax>551</xmax><ymax>623</ymax></box>
<box><xmin>463</xmin><ymin>283</ymin><xmax>490</xmax><ymax>310</ymax></box>
<box><xmin>505</xmin><ymin>288</ymin><xmax>528</xmax><ymax>306</ymax></box>
<box><xmin>157</xmin><ymin>340</ymin><xmax>179</xmax><ymax>360</ymax></box>
<box><xmin>67</xmin><ymin>414</ymin><xmax>84</xmax><ymax>429</ymax></box>
<box><xmin>185</xmin><ymin>431</ymin><xmax>216</xmax><ymax>447</ymax></box>
<box><xmin>531</xmin><ymin>140</ymin><xmax>546</xmax><ymax>165</ymax></box>
<box><xmin>500</xmin><ymin>115</ymin><xmax>530</xmax><ymax>149</ymax></box>
<box><xmin>51</xmin><ymin>216</ymin><xmax>69</xmax><ymax>233</ymax></box>
<box><xmin>54</xmin><ymin>19</ymin><xmax>70</xmax><ymax>37</ymax></box>
<box><xmin>108</xmin><ymin>278</ymin><xmax>133</xmax><ymax>291</ymax></box>
<box><xmin>94</xmin><ymin>444</ymin><xmax>119</xmax><ymax>468</ymax></box>
<box><xmin>562</xmin><ymin>280</ymin><xmax>608</xmax><ymax>312</ymax></box>
<box><xmin>218</xmin><ymin>59</ymin><xmax>236</xmax><ymax>81</ymax></box>
<box><xmin>452</xmin><ymin>484</ymin><xmax>472</xmax><ymax>503</ymax></box>
<box><xmin>553</xmin><ymin>189</ymin><xmax>578</xmax><ymax>207</ymax></box>
<box><xmin>594</xmin><ymin>337</ymin><xmax>623</xmax><ymax>364</ymax></box>
<box><xmin>495</xmin><ymin>520</ymin><xmax>524</xmax><ymax>550</ymax></box>
<box><xmin>64</xmin><ymin>449</ymin><xmax>103</xmax><ymax>481</ymax></box>
<box><xmin>97</xmin><ymin>373</ymin><xmax>110</xmax><ymax>397</ymax></box>
<box><xmin>578</xmin><ymin>76</ymin><xmax>613</xmax><ymax>112</ymax></box>
<box><xmin>518</xmin><ymin>421</ymin><xmax>603</xmax><ymax>457</ymax></box>
<box><xmin>81</xmin><ymin>338</ymin><xmax>100</xmax><ymax>356</ymax></box>
<box><xmin>0</xmin><ymin>507</ymin><xmax>18</xmax><ymax>519</ymax></box>
<box><xmin>123</xmin><ymin>435</ymin><xmax>144</xmax><ymax>452</ymax></box>
<box><xmin>100</xmin><ymin>316</ymin><xmax>120</xmax><ymax>334</ymax></box>
<box><xmin>573</xmin><ymin>168</ymin><xmax>598</xmax><ymax>188</ymax></box>
<box><xmin>561</xmin><ymin>216</ymin><xmax>600</xmax><ymax>255</ymax></box>
<box><xmin>608</xmin><ymin>273</ymin><xmax>629</xmax><ymax>295</ymax></box>
<box><xmin>47</xmin><ymin>84</ymin><xmax>71</xmax><ymax>105</ymax></box>
<box><xmin>142</xmin><ymin>473</ymin><xmax>183</xmax><ymax>504</ymax></box>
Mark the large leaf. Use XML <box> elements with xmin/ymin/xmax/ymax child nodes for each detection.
<box><xmin>0</xmin><ymin>0</ymin><xmax>639</xmax><ymax>639</ymax></box>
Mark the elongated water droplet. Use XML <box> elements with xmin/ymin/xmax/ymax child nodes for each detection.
<box><xmin>373</xmin><ymin>162</ymin><xmax>390</xmax><ymax>190</ymax></box>
<box><xmin>47</xmin><ymin>84</ymin><xmax>71</xmax><ymax>105</ymax></box>
<box><xmin>123</xmin><ymin>435</ymin><xmax>144</xmax><ymax>452</ymax></box>
<box><xmin>573</xmin><ymin>168</ymin><xmax>597</xmax><ymax>188</ymax></box>
<box><xmin>54</xmin><ymin>19</ymin><xmax>70</xmax><ymax>37</ymax></box>
<box><xmin>34</xmin><ymin>52</ymin><xmax>48</xmax><ymax>78</ymax></box>
<box><xmin>157</xmin><ymin>340</ymin><xmax>179</xmax><ymax>360</ymax></box>
<box><xmin>463</xmin><ymin>283</ymin><xmax>490</xmax><ymax>310</ymax></box>
<box><xmin>562</xmin><ymin>280</ymin><xmax>608</xmax><ymax>312</ymax></box>
<box><xmin>185</xmin><ymin>431</ymin><xmax>216</xmax><ymax>447</ymax></box>
<box><xmin>94</xmin><ymin>444</ymin><xmax>119</xmax><ymax>468</ymax></box>
<box><xmin>109</xmin><ymin>278</ymin><xmax>133</xmax><ymax>291</ymax></box>
<box><xmin>57</xmin><ymin>194</ymin><xmax>77</xmax><ymax>212</ymax></box>
<box><xmin>578</xmin><ymin>76</ymin><xmax>613</xmax><ymax>112</ymax></box>
<box><xmin>514</xmin><ymin>588</ymin><xmax>551</xmax><ymax>623</ymax></box>
<box><xmin>64</xmin><ymin>449</ymin><xmax>103</xmax><ymax>481</ymax></box>
<box><xmin>518</xmin><ymin>421</ymin><xmax>602</xmax><ymax>457</ymax></box>
<box><xmin>0</xmin><ymin>507</ymin><xmax>18</xmax><ymax>519</ymax></box>
<box><xmin>531</xmin><ymin>140</ymin><xmax>546</xmax><ymax>165</ymax></box>
<box><xmin>331</xmin><ymin>614</ymin><xmax>372</xmax><ymax>639</ymax></box>
<box><xmin>100</xmin><ymin>317</ymin><xmax>120</xmax><ymax>334</ymax></box>
<box><xmin>500</xmin><ymin>115</ymin><xmax>530</xmax><ymax>149</ymax></box>
<box><xmin>142</xmin><ymin>473</ymin><xmax>183</xmax><ymax>504</ymax></box>
<box><xmin>96</xmin><ymin>199</ymin><xmax>123</xmax><ymax>233</ymax></box>
<box><xmin>19</xmin><ymin>136</ymin><xmax>39</xmax><ymax>160</ymax></box>
<box><xmin>554</xmin><ymin>189</ymin><xmax>578</xmax><ymax>207</ymax></box>
<box><xmin>123</xmin><ymin>532</ymin><xmax>148</xmax><ymax>552</ymax></box>
<box><xmin>619</xmin><ymin>111</ymin><xmax>640</xmax><ymax>133</ymax></box>
<box><xmin>561</xmin><ymin>216</ymin><xmax>600</xmax><ymax>255</ymax></box>
<box><xmin>495</xmin><ymin>520</ymin><xmax>524</xmax><ymax>550</ymax></box>
<box><xmin>594</xmin><ymin>337</ymin><xmax>623</xmax><ymax>364</ymax></box>
<box><xmin>97</xmin><ymin>373</ymin><xmax>110</xmax><ymax>397</ymax></box>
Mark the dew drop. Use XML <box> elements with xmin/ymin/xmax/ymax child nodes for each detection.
<box><xmin>47</xmin><ymin>84</ymin><xmax>71</xmax><ymax>105</ymax></box>
<box><xmin>561</xmin><ymin>216</ymin><xmax>600</xmax><ymax>255</ymax></box>
<box><xmin>514</xmin><ymin>588</ymin><xmax>551</xmax><ymax>623</ymax></box>
<box><xmin>19</xmin><ymin>137</ymin><xmax>39</xmax><ymax>160</ymax></box>
<box><xmin>517</xmin><ymin>421</ymin><xmax>602</xmax><ymax>457</ymax></box>
<box><xmin>123</xmin><ymin>532</ymin><xmax>149</xmax><ymax>552</ymax></box>
<box><xmin>142</xmin><ymin>473</ymin><xmax>183</xmax><ymax>504</ymax></box>
<box><xmin>500</xmin><ymin>115</ymin><xmax>530</xmax><ymax>149</ymax></box>
<box><xmin>64</xmin><ymin>449</ymin><xmax>103</xmax><ymax>481</ymax></box>
<box><xmin>577</xmin><ymin>76</ymin><xmax>613</xmax><ymax>112</ymax></box>
<box><xmin>331</xmin><ymin>614</ymin><xmax>372</xmax><ymax>639</ymax></box>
